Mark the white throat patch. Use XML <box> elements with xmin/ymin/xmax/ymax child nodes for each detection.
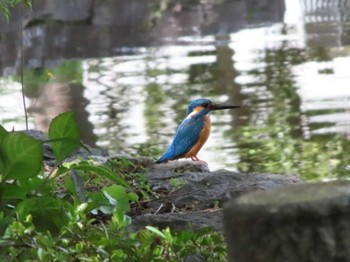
<box><xmin>185</xmin><ymin>106</ymin><xmax>207</xmax><ymax>119</ymax></box>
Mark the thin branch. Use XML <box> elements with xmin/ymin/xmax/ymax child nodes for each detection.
<box><xmin>20</xmin><ymin>2</ymin><xmax>28</xmax><ymax>130</ymax></box>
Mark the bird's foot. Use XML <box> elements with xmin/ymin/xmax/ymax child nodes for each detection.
<box><xmin>190</xmin><ymin>156</ymin><xmax>207</xmax><ymax>164</ymax></box>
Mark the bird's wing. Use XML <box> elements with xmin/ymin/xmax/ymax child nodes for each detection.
<box><xmin>157</xmin><ymin>117</ymin><xmax>203</xmax><ymax>162</ymax></box>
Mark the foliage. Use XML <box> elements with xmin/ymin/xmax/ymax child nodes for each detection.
<box><xmin>228</xmin><ymin>43</ymin><xmax>350</xmax><ymax>181</ymax></box>
<box><xmin>48</xmin><ymin>112</ymin><xmax>82</xmax><ymax>162</ymax></box>
<box><xmin>0</xmin><ymin>0</ymin><xmax>32</xmax><ymax>21</ymax></box>
<box><xmin>0</xmin><ymin>112</ymin><xmax>84</xmax><ymax>234</ymax></box>
<box><xmin>1</xmin><ymin>210</ymin><xmax>225</xmax><ymax>261</ymax></box>
<box><xmin>0</xmin><ymin>111</ymin><xmax>227</xmax><ymax>261</ymax></box>
<box><xmin>0</xmin><ymin>131</ymin><xmax>42</xmax><ymax>179</ymax></box>
<box><xmin>232</xmin><ymin>110</ymin><xmax>350</xmax><ymax>180</ymax></box>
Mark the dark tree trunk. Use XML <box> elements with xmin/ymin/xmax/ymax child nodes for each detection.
<box><xmin>224</xmin><ymin>181</ymin><xmax>350</xmax><ymax>262</ymax></box>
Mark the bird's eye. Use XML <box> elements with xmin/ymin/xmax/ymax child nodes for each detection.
<box><xmin>202</xmin><ymin>103</ymin><xmax>209</xmax><ymax>108</ymax></box>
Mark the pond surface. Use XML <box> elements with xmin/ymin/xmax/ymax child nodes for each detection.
<box><xmin>1</xmin><ymin>0</ymin><xmax>350</xmax><ymax>179</ymax></box>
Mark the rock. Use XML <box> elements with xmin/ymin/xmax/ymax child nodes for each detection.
<box><xmin>92</xmin><ymin>0</ymin><xmax>150</xmax><ymax>26</ymax></box>
<box><xmin>30</xmin><ymin>0</ymin><xmax>93</xmax><ymax>23</ymax></box>
<box><xmin>224</xmin><ymin>181</ymin><xmax>350</xmax><ymax>262</ymax></box>
<box><xmin>129</xmin><ymin>210</ymin><xmax>223</xmax><ymax>232</ymax></box>
<box><xmin>128</xmin><ymin>160</ymin><xmax>303</xmax><ymax>232</ymax></box>
<box><xmin>109</xmin><ymin>154</ymin><xmax>156</xmax><ymax>168</ymax></box>
<box><xmin>146</xmin><ymin>164</ymin><xmax>303</xmax><ymax>211</ymax></box>
<box><xmin>149</xmin><ymin>161</ymin><xmax>210</xmax><ymax>174</ymax></box>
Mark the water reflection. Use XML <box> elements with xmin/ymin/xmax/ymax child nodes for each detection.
<box><xmin>1</xmin><ymin>0</ymin><xmax>350</xmax><ymax>179</ymax></box>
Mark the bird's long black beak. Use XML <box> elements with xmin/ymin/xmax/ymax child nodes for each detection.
<box><xmin>210</xmin><ymin>104</ymin><xmax>240</xmax><ymax>111</ymax></box>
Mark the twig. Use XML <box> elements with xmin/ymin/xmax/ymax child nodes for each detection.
<box><xmin>154</xmin><ymin>203</ymin><xmax>164</xmax><ymax>215</ymax></box>
<box><xmin>20</xmin><ymin>2</ymin><xmax>28</xmax><ymax>130</ymax></box>
<box><xmin>171</xmin><ymin>203</ymin><xmax>176</xmax><ymax>213</ymax></box>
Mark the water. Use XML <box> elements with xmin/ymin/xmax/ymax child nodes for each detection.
<box><xmin>1</xmin><ymin>0</ymin><xmax>350</xmax><ymax>179</ymax></box>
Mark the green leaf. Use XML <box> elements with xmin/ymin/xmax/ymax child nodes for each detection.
<box><xmin>0</xmin><ymin>126</ymin><xmax>8</xmax><ymax>173</ymax></box>
<box><xmin>103</xmin><ymin>185</ymin><xmax>127</xmax><ymax>200</ymax></box>
<box><xmin>0</xmin><ymin>5</ymin><xmax>10</xmax><ymax>21</ymax></box>
<box><xmin>70</xmin><ymin>170</ymin><xmax>87</xmax><ymax>203</ymax></box>
<box><xmin>48</xmin><ymin>112</ymin><xmax>81</xmax><ymax>162</ymax></box>
<box><xmin>23</xmin><ymin>0</ymin><xmax>32</xmax><ymax>8</ymax></box>
<box><xmin>17</xmin><ymin>176</ymin><xmax>52</xmax><ymax>196</ymax></box>
<box><xmin>127</xmin><ymin>191</ymin><xmax>139</xmax><ymax>201</ymax></box>
<box><xmin>15</xmin><ymin>195</ymin><xmax>74</xmax><ymax>234</ymax></box>
<box><xmin>112</xmin><ymin>208</ymin><xmax>131</xmax><ymax>228</ymax></box>
<box><xmin>0</xmin><ymin>0</ymin><xmax>32</xmax><ymax>22</ymax></box>
<box><xmin>0</xmin><ymin>154</ymin><xmax>4</xmax><ymax>175</ymax></box>
<box><xmin>76</xmin><ymin>203</ymin><xmax>88</xmax><ymax>213</ymax></box>
<box><xmin>0</xmin><ymin>215</ymin><xmax>14</xmax><ymax>238</ymax></box>
<box><xmin>0</xmin><ymin>124</ymin><xmax>8</xmax><ymax>144</ymax></box>
<box><xmin>69</xmin><ymin>161</ymin><xmax>129</xmax><ymax>187</ymax></box>
<box><xmin>16</xmin><ymin>197</ymin><xmax>71</xmax><ymax>234</ymax></box>
<box><xmin>87</xmin><ymin>191</ymin><xmax>112</xmax><ymax>215</ymax></box>
<box><xmin>54</xmin><ymin>165</ymin><xmax>70</xmax><ymax>177</ymax></box>
<box><xmin>2</xmin><ymin>132</ymin><xmax>43</xmax><ymax>180</ymax></box>
<box><xmin>146</xmin><ymin>226</ymin><xmax>166</xmax><ymax>239</ymax></box>
<box><xmin>103</xmin><ymin>185</ymin><xmax>130</xmax><ymax>212</ymax></box>
<box><xmin>0</xmin><ymin>184</ymin><xmax>27</xmax><ymax>200</ymax></box>
<box><xmin>63</xmin><ymin>175</ymin><xmax>75</xmax><ymax>194</ymax></box>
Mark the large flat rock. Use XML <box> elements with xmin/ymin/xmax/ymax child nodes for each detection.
<box><xmin>128</xmin><ymin>160</ymin><xmax>303</xmax><ymax>231</ymax></box>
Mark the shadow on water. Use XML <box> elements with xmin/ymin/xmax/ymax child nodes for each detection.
<box><xmin>1</xmin><ymin>0</ymin><xmax>350</xmax><ymax>179</ymax></box>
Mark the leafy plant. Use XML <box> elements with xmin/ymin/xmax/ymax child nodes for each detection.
<box><xmin>48</xmin><ymin>112</ymin><xmax>82</xmax><ymax>162</ymax></box>
<box><xmin>0</xmin><ymin>112</ymin><xmax>82</xmax><ymax>233</ymax></box>
<box><xmin>0</xmin><ymin>111</ymin><xmax>131</xmax><ymax>233</ymax></box>
<box><xmin>1</xmin><ymin>209</ymin><xmax>226</xmax><ymax>261</ymax></box>
<box><xmin>0</xmin><ymin>132</ymin><xmax>42</xmax><ymax>180</ymax></box>
<box><xmin>0</xmin><ymin>111</ymin><xmax>228</xmax><ymax>261</ymax></box>
<box><xmin>0</xmin><ymin>0</ymin><xmax>32</xmax><ymax>21</ymax></box>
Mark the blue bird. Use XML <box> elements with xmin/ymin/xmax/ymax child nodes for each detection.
<box><xmin>156</xmin><ymin>98</ymin><xmax>240</xmax><ymax>163</ymax></box>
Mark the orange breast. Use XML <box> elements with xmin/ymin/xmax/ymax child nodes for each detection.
<box><xmin>184</xmin><ymin>115</ymin><xmax>211</xmax><ymax>158</ymax></box>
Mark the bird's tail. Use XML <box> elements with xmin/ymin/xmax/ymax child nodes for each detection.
<box><xmin>155</xmin><ymin>154</ymin><xmax>170</xmax><ymax>164</ymax></box>
<box><xmin>155</xmin><ymin>158</ymin><xmax>167</xmax><ymax>164</ymax></box>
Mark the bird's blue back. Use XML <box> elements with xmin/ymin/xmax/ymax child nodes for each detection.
<box><xmin>157</xmin><ymin>111</ymin><xmax>207</xmax><ymax>163</ymax></box>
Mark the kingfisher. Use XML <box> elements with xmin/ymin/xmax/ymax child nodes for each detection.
<box><xmin>156</xmin><ymin>98</ymin><xmax>240</xmax><ymax>163</ymax></box>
